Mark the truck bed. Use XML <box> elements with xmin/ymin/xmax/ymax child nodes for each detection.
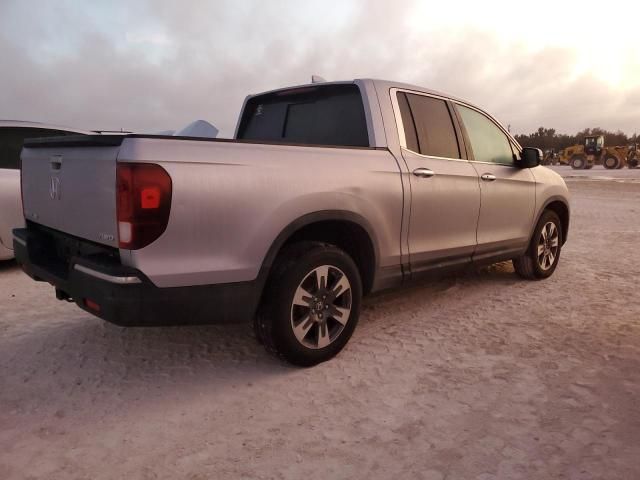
<box><xmin>21</xmin><ymin>134</ymin><xmax>404</xmax><ymax>288</ymax></box>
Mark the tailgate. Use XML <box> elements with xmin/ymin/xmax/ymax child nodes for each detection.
<box><xmin>21</xmin><ymin>135</ymin><xmax>125</xmax><ymax>248</ymax></box>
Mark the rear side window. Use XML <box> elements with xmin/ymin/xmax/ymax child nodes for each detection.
<box><xmin>0</xmin><ymin>127</ymin><xmax>79</xmax><ymax>169</ymax></box>
<box><xmin>457</xmin><ymin>105</ymin><xmax>514</xmax><ymax>165</ymax></box>
<box><xmin>397</xmin><ymin>92</ymin><xmax>460</xmax><ymax>159</ymax></box>
<box><xmin>237</xmin><ymin>84</ymin><xmax>369</xmax><ymax>147</ymax></box>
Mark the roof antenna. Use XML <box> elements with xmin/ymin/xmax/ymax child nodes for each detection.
<box><xmin>311</xmin><ymin>75</ymin><xmax>326</xmax><ymax>84</ymax></box>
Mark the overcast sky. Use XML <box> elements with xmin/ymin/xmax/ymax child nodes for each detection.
<box><xmin>1</xmin><ymin>0</ymin><xmax>639</xmax><ymax>137</ymax></box>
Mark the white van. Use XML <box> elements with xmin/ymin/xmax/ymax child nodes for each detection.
<box><xmin>0</xmin><ymin>121</ymin><xmax>91</xmax><ymax>260</ymax></box>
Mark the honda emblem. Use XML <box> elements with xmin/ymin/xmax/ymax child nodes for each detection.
<box><xmin>49</xmin><ymin>176</ymin><xmax>61</xmax><ymax>200</ymax></box>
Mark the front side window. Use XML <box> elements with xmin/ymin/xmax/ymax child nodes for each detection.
<box><xmin>397</xmin><ymin>92</ymin><xmax>460</xmax><ymax>159</ymax></box>
<box><xmin>457</xmin><ymin>105</ymin><xmax>514</xmax><ymax>165</ymax></box>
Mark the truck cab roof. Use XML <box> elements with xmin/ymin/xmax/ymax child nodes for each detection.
<box><xmin>249</xmin><ymin>78</ymin><xmax>468</xmax><ymax>105</ymax></box>
<box><xmin>237</xmin><ymin>78</ymin><xmax>509</xmax><ymax>150</ymax></box>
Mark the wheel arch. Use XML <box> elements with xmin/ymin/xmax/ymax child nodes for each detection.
<box><xmin>257</xmin><ymin>211</ymin><xmax>380</xmax><ymax>296</ymax></box>
<box><xmin>535</xmin><ymin>197</ymin><xmax>570</xmax><ymax>245</ymax></box>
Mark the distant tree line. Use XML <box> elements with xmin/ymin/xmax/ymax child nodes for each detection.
<box><xmin>514</xmin><ymin>127</ymin><xmax>640</xmax><ymax>151</ymax></box>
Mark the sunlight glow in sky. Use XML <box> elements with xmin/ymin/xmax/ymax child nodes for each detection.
<box><xmin>409</xmin><ymin>0</ymin><xmax>640</xmax><ymax>88</ymax></box>
<box><xmin>1</xmin><ymin>0</ymin><xmax>638</xmax><ymax>135</ymax></box>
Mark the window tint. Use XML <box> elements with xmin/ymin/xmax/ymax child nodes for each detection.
<box><xmin>399</xmin><ymin>93</ymin><xmax>460</xmax><ymax>159</ymax></box>
<box><xmin>457</xmin><ymin>106</ymin><xmax>514</xmax><ymax>165</ymax></box>
<box><xmin>238</xmin><ymin>84</ymin><xmax>369</xmax><ymax>147</ymax></box>
<box><xmin>0</xmin><ymin>128</ymin><xmax>79</xmax><ymax>170</ymax></box>
<box><xmin>396</xmin><ymin>92</ymin><xmax>419</xmax><ymax>152</ymax></box>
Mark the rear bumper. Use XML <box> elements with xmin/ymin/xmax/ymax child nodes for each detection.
<box><xmin>13</xmin><ymin>227</ymin><xmax>260</xmax><ymax>326</ymax></box>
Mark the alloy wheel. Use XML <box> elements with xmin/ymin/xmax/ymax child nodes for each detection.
<box><xmin>290</xmin><ymin>265</ymin><xmax>352</xmax><ymax>349</ymax></box>
<box><xmin>537</xmin><ymin>222</ymin><xmax>559</xmax><ymax>271</ymax></box>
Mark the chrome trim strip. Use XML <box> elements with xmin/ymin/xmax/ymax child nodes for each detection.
<box><xmin>74</xmin><ymin>264</ymin><xmax>141</xmax><ymax>284</ymax></box>
<box><xmin>401</xmin><ymin>147</ymin><xmax>470</xmax><ymax>164</ymax></box>
<box><xmin>13</xmin><ymin>235</ymin><xmax>27</xmax><ymax>247</ymax></box>
<box><xmin>390</xmin><ymin>86</ymin><xmax>523</xmax><ymax>158</ymax></box>
<box><xmin>449</xmin><ymin>99</ymin><xmax>521</xmax><ymax>149</ymax></box>
<box><xmin>471</xmin><ymin>160</ymin><xmax>515</xmax><ymax>167</ymax></box>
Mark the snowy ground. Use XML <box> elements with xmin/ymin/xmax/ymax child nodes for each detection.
<box><xmin>1</xmin><ymin>177</ymin><xmax>640</xmax><ymax>480</ymax></box>
<box><xmin>550</xmin><ymin>165</ymin><xmax>640</xmax><ymax>182</ymax></box>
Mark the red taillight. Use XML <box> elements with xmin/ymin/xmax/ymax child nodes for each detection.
<box><xmin>116</xmin><ymin>163</ymin><xmax>172</xmax><ymax>250</ymax></box>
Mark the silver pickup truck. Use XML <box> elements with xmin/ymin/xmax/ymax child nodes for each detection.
<box><xmin>14</xmin><ymin>79</ymin><xmax>570</xmax><ymax>366</ymax></box>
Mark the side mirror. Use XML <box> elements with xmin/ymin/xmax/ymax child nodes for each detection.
<box><xmin>519</xmin><ymin>147</ymin><xmax>542</xmax><ymax>168</ymax></box>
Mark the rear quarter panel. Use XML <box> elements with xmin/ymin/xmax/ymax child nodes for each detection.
<box><xmin>117</xmin><ymin>138</ymin><xmax>404</xmax><ymax>288</ymax></box>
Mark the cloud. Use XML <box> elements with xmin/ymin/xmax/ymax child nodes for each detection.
<box><xmin>0</xmin><ymin>0</ymin><xmax>638</xmax><ymax>137</ymax></box>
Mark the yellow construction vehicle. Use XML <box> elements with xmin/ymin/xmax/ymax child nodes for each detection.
<box><xmin>627</xmin><ymin>144</ymin><xmax>639</xmax><ymax>169</ymax></box>
<box><xmin>541</xmin><ymin>148</ymin><xmax>559</xmax><ymax>165</ymax></box>
<box><xmin>558</xmin><ymin>135</ymin><xmax>633</xmax><ymax>169</ymax></box>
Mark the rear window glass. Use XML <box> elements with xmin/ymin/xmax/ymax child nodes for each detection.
<box><xmin>0</xmin><ymin>127</ymin><xmax>80</xmax><ymax>169</ymax></box>
<box><xmin>237</xmin><ymin>84</ymin><xmax>369</xmax><ymax>147</ymax></box>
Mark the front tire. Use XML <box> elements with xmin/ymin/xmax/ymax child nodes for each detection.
<box><xmin>255</xmin><ymin>242</ymin><xmax>362</xmax><ymax>367</ymax></box>
<box><xmin>570</xmin><ymin>156</ymin><xmax>586</xmax><ymax>169</ymax></box>
<box><xmin>603</xmin><ymin>156</ymin><xmax>619</xmax><ymax>169</ymax></box>
<box><xmin>513</xmin><ymin>210</ymin><xmax>563</xmax><ymax>280</ymax></box>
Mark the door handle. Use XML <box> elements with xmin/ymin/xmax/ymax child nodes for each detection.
<box><xmin>50</xmin><ymin>155</ymin><xmax>63</xmax><ymax>171</ymax></box>
<box><xmin>481</xmin><ymin>173</ymin><xmax>497</xmax><ymax>182</ymax></box>
<box><xmin>413</xmin><ymin>167</ymin><xmax>435</xmax><ymax>178</ymax></box>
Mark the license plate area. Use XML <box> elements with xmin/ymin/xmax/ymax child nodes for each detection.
<box><xmin>27</xmin><ymin>222</ymin><xmax>121</xmax><ymax>280</ymax></box>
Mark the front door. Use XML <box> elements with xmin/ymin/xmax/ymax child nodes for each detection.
<box><xmin>455</xmin><ymin>104</ymin><xmax>536</xmax><ymax>260</ymax></box>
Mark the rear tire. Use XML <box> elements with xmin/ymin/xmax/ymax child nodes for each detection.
<box><xmin>513</xmin><ymin>210</ymin><xmax>563</xmax><ymax>280</ymax></box>
<box><xmin>255</xmin><ymin>242</ymin><xmax>362</xmax><ymax>367</ymax></box>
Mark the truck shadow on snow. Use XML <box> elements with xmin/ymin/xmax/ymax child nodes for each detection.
<box><xmin>3</xmin><ymin>263</ymin><xmax>522</xmax><ymax>412</ymax></box>
<box><xmin>0</xmin><ymin>259</ymin><xmax>18</xmax><ymax>272</ymax></box>
<box><xmin>364</xmin><ymin>261</ymin><xmax>519</xmax><ymax>305</ymax></box>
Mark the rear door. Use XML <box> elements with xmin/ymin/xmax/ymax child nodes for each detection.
<box><xmin>394</xmin><ymin>91</ymin><xmax>481</xmax><ymax>274</ymax></box>
<box><xmin>454</xmin><ymin>104</ymin><xmax>535</xmax><ymax>260</ymax></box>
